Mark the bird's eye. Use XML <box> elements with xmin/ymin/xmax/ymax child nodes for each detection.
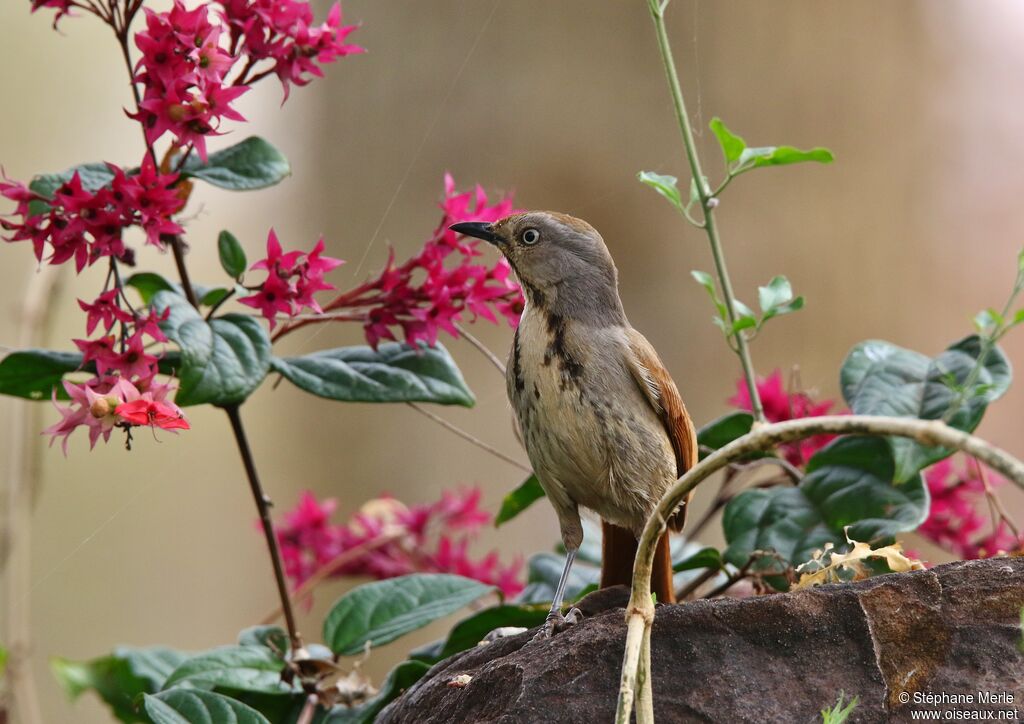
<box><xmin>521</xmin><ymin>228</ymin><xmax>540</xmax><ymax>245</ymax></box>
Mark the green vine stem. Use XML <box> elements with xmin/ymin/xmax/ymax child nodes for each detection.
<box><xmin>645</xmin><ymin>0</ymin><xmax>765</xmax><ymax>423</ymax></box>
<box><xmin>615</xmin><ymin>414</ymin><xmax>1024</xmax><ymax>723</ymax></box>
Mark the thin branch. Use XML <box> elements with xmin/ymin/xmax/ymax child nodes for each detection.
<box><xmin>674</xmin><ymin>566</ymin><xmax>719</xmax><ymax>601</ymax></box>
<box><xmin>259</xmin><ymin>532</ymin><xmax>403</xmax><ymax>625</ymax></box>
<box><xmin>454</xmin><ymin>322</ymin><xmax>506</xmax><ymax>376</ymax></box>
<box><xmin>646</xmin><ymin>0</ymin><xmax>765</xmax><ymax>423</ymax></box>
<box><xmin>224</xmin><ymin>404</ymin><xmax>303</xmax><ymax>652</ymax></box>
<box><xmin>406</xmin><ymin>402</ymin><xmax>531</xmax><ymax>473</ymax></box>
<box><xmin>973</xmin><ymin>457</ymin><xmax>1020</xmax><ymax>539</ymax></box>
<box><xmin>616</xmin><ymin>413</ymin><xmax>1024</xmax><ymax>724</ymax></box>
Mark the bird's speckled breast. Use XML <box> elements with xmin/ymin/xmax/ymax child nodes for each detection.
<box><xmin>507</xmin><ymin>305</ymin><xmax>676</xmax><ymax>532</ymax></box>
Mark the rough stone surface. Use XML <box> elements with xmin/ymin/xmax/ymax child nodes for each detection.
<box><xmin>378</xmin><ymin>558</ymin><xmax>1024</xmax><ymax>723</ymax></box>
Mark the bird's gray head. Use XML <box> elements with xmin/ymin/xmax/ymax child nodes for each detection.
<box><xmin>451</xmin><ymin>211</ymin><xmax>625</xmax><ymax>325</ymax></box>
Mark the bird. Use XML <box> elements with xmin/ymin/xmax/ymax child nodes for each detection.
<box><xmin>450</xmin><ymin>211</ymin><xmax>697</xmax><ymax>638</ymax></box>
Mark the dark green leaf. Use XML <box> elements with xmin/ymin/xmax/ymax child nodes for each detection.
<box><xmin>638</xmin><ymin>171</ymin><xmax>684</xmax><ymax>211</ymax></box>
<box><xmin>182</xmin><ymin>137</ymin><xmax>291</xmax><ymax>190</ymax></box>
<box><xmin>200</xmin><ymin>287</ymin><xmax>232</xmax><ymax>307</ymax></box>
<box><xmin>218</xmin><ymin>230</ymin><xmax>248</xmax><ymax>279</ymax></box>
<box><xmin>323</xmin><ymin>574</ymin><xmax>492</xmax><ymax>656</ymax></box>
<box><xmin>840</xmin><ymin>335</ymin><xmax>1011</xmax><ymax>481</ymax></box>
<box><xmin>412</xmin><ymin>604</ymin><xmax>548</xmax><ymax>664</ymax></box>
<box><xmin>516</xmin><ymin>552</ymin><xmax>600</xmax><ymax>605</ymax></box>
<box><xmin>126</xmin><ymin>272</ymin><xmax>177</xmax><ymax>304</ymax></box>
<box><xmin>154</xmin><ymin>291</ymin><xmax>271</xmax><ymax>406</ymax></box>
<box><xmin>672</xmin><ymin>547</ymin><xmax>723</xmax><ymax>573</ymax></box>
<box><xmin>321</xmin><ymin>661</ymin><xmax>430</xmax><ymax>724</ymax></box>
<box><xmin>271</xmin><ymin>343</ymin><xmax>474</xmax><ymax>407</ymax></box>
<box><xmin>28</xmin><ymin>162</ymin><xmax>116</xmax><ymax>215</ymax></box>
<box><xmin>0</xmin><ymin>349</ymin><xmax>85</xmax><ymax>400</ymax></box>
<box><xmin>696</xmin><ymin>411</ymin><xmax>754</xmax><ymax>459</ymax></box>
<box><xmin>494</xmin><ymin>474</ymin><xmax>543</xmax><ymax>526</ymax></box>
<box><xmin>237</xmin><ymin>626</ymin><xmax>289</xmax><ymax>653</ymax></box>
<box><xmin>52</xmin><ymin>647</ymin><xmax>187</xmax><ymax>723</ymax></box>
<box><xmin>145</xmin><ymin>690</ymin><xmax>270</xmax><ymax>724</ymax></box>
<box><xmin>162</xmin><ymin>646</ymin><xmax>291</xmax><ymax>695</ymax></box>
<box><xmin>709</xmin><ymin>117</ymin><xmax>746</xmax><ymax>164</ymax></box>
<box><xmin>738</xmin><ymin>145</ymin><xmax>834</xmax><ymax>169</ymax></box>
<box><xmin>723</xmin><ymin>436</ymin><xmax>929</xmax><ymax>569</ymax></box>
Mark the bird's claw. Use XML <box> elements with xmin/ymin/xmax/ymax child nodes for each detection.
<box><xmin>530</xmin><ymin>607</ymin><xmax>584</xmax><ymax>642</ymax></box>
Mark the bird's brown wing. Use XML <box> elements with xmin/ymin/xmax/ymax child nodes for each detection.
<box><xmin>623</xmin><ymin>328</ymin><xmax>698</xmax><ymax>531</ymax></box>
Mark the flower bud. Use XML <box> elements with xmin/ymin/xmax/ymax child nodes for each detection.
<box><xmin>89</xmin><ymin>397</ymin><xmax>112</xmax><ymax>418</ymax></box>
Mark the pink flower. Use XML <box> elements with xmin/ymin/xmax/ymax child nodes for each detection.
<box><xmin>729</xmin><ymin>370</ymin><xmax>839</xmax><ymax>466</ymax></box>
<box><xmin>217</xmin><ymin>0</ymin><xmax>363</xmax><ymax>99</ymax></box>
<box><xmin>325</xmin><ymin>174</ymin><xmax>523</xmax><ymax>348</ymax></box>
<box><xmin>273</xmin><ymin>488</ymin><xmax>524</xmax><ymax>601</ymax></box>
<box><xmin>918</xmin><ymin>457</ymin><xmax>1020</xmax><ymax>559</ymax></box>
<box><xmin>239</xmin><ymin>229</ymin><xmax>344</xmax><ymax>328</ymax></box>
<box><xmin>130</xmin><ymin>1</ymin><xmax>248</xmax><ymax>160</ymax></box>
<box><xmin>1</xmin><ymin>160</ymin><xmax>182</xmax><ymax>273</ymax></box>
<box><xmin>78</xmin><ymin>290</ymin><xmax>133</xmax><ymax>335</ymax></box>
<box><xmin>44</xmin><ymin>376</ymin><xmax>188</xmax><ymax>453</ymax></box>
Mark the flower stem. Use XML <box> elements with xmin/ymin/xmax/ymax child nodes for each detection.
<box><xmin>646</xmin><ymin>0</ymin><xmax>765</xmax><ymax>423</ymax></box>
<box><xmin>223</xmin><ymin>404</ymin><xmax>302</xmax><ymax>651</ymax></box>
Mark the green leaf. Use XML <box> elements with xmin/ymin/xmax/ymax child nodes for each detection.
<box><xmin>323</xmin><ymin>574</ymin><xmax>492</xmax><ymax>656</ymax></box>
<box><xmin>218</xmin><ymin>230</ymin><xmax>247</xmax><ymax>279</ymax></box>
<box><xmin>638</xmin><ymin>171</ymin><xmax>684</xmax><ymax>211</ymax></box>
<box><xmin>690</xmin><ymin>270</ymin><xmax>727</xmax><ymax>319</ymax></box>
<box><xmin>154</xmin><ymin>291</ymin><xmax>271</xmax><ymax>406</ymax></box>
<box><xmin>516</xmin><ymin>551</ymin><xmax>600</xmax><ymax>605</ymax></box>
<box><xmin>723</xmin><ymin>436</ymin><xmax>929</xmax><ymax>569</ymax></box>
<box><xmin>672</xmin><ymin>546</ymin><xmax>723</xmax><ymax>573</ymax></box>
<box><xmin>145</xmin><ymin>690</ymin><xmax>271</xmax><ymax>724</ymax></box>
<box><xmin>709</xmin><ymin>117</ymin><xmax>746</xmax><ymax>164</ymax></box>
<box><xmin>737</xmin><ymin>145</ymin><xmax>834</xmax><ymax>169</ymax></box>
<box><xmin>757</xmin><ymin>275</ymin><xmax>794</xmax><ymax>314</ymax></box>
<box><xmin>412</xmin><ymin>604</ymin><xmax>548</xmax><ymax>664</ymax></box>
<box><xmin>840</xmin><ymin>335</ymin><xmax>1011</xmax><ymax>481</ymax></box>
<box><xmin>182</xmin><ymin>137</ymin><xmax>291</xmax><ymax>190</ymax></box>
<box><xmin>0</xmin><ymin>645</ymin><xmax>7</xmax><ymax>676</ymax></box>
<box><xmin>974</xmin><ymin>308</ymin><xmax>1003</xmax><ymax>333</ymax></box>
<box><xmin>200</xmin><ymin>287</ymin><xmax>232</xmax><ymax>307</ymax></box>
<box><xmin>494</xmin><ymin>474</ymin><xmax>543</xmax><ymax>526</ymax></box>
<box><xmin>236</xmin><ymin>626</ymin><xmax>288</xmax><ymax>653</ymax></box>
<box><xmin>763</xmin><ymin>296</ymin><xmax>804</xmax><ymax>322</ymax></box>
<box><xmin>162</xmin><ymin>646</ymin><xmax>291</xmax><ymax>695</ymax></box>
<box><xmin>271</xmin><ymin>342</ymin><xmax>475</xmax><ymax>407</ymax></box>
<box><xmin>28</xmin><ymin>162</ymin><xmax>116</xmax><ymax>215</ymax></box>
<box><xmin>696</xmin><ymin>411</ymin><xmax>754</xmax><ymax>459</ymax></box>
<box><xmin>729</xmin><ymin>300</ymin><xmax>758</xmax><ymax>334</ymax></box>
<box><xmin>0</xmin><ymin>349</ymin><xmax>85</xmax><ymax>400</ymax></box>
<box><xmin>52</xmin><ymin>647</ymin><xmax>187</xmax><ymax>723</ymax></box>
<box><xmin>126</xmin><ymin>272</ymin><xmax>177</xmax><ymax>304</ymax></box>
<box><xmin>821</xmin><ymin>693</ymin><xmax>859</xmax><ymax>724</ymax></box>
<box><xmin>321</xmin><ymin>660</ymin><xmax>430</xmax><ymax>724</ymax></box>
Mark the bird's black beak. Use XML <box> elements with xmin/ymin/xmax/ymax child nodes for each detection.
<box><xmin>450</xmin><ymin>221</ymin><xmax>499</xmax><ymax>245</ymax></box>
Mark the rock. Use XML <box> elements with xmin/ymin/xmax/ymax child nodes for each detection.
<box><xmin>378</xmin><ymin>558</ymin><xmax>1024</xmax><ymax>723</ymax></box>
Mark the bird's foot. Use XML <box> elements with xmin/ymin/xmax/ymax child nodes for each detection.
<box><xmin>530</xmin><ymin>607</ymin><xmax>583</xmax><ymax>642</ymax></box>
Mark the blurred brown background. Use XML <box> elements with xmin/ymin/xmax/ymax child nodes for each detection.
<box><xmin>2</xmin><ymin>1</ymin><xmax>1024</xmax><ymax>722</ymax></box>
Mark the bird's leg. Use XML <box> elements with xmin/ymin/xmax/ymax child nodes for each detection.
<box><xmin>532</xmin><ymin>547</ymin><xmax>583</xmax><ymax>641</ymax></box>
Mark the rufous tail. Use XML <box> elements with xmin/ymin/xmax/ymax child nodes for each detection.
<box><xmin>600</xmin><ymin>521</ymin><xmax>676</xmax><ymax>604</ymax></box>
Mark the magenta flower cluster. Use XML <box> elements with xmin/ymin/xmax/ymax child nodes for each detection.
<box><xmin>275</xmin><ymin>488</ymin><xmax>524</xmax><ymax>599</ymax></box>
<box><xmin>918</xmin><ymin>456</ymin><xmax>1018</xmax><ymax>559</ymax></box>
<box><xmin>279</xmin><ymin>174</ymin><xmax>524</xmax><ymax>348</ymax></box>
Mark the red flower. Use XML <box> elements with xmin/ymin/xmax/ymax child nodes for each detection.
<box><xmin>334</xmin><ymin>174</ymin><xmax>523</xmax><ymax>349</ymax></box>
<box><xmin>115</xmin><ymin>399</ymin><xmax>190</xmax><ymax>430</ymax></box>
<box><xmin>239</xmin><ymin>229</ymin><xmax>344</xmax><ymax>327</ymax></box>
<box><xmin>729</xmin><ymin>369</ymin><xmax>839</xmax><ymax>466</ymax></box>
<box><xmin>78</xmin><ymin>290</ymin><xmax>133</xmax><ymax>335</ymax></box>
<box><xmin>918</xmin><ymin>457</ymin><xmax>1020</xmax><ymax>559</ymax></box>
<box><xmin>273</xmin><ymin>488</ymin><xmax>524</xmax><ymax>601</ymax></box>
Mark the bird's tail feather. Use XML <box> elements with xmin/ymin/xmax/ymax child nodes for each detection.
<box><xmin>600</xmin><ymin>521</ymin><xmax>676</xmax><ymax>604</ymax></box>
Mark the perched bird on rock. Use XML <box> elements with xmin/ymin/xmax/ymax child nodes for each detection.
<box><xmin>451</xmin><ymin>212</ymin><xmax>697</xmax><ymax>638</ymax></box>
